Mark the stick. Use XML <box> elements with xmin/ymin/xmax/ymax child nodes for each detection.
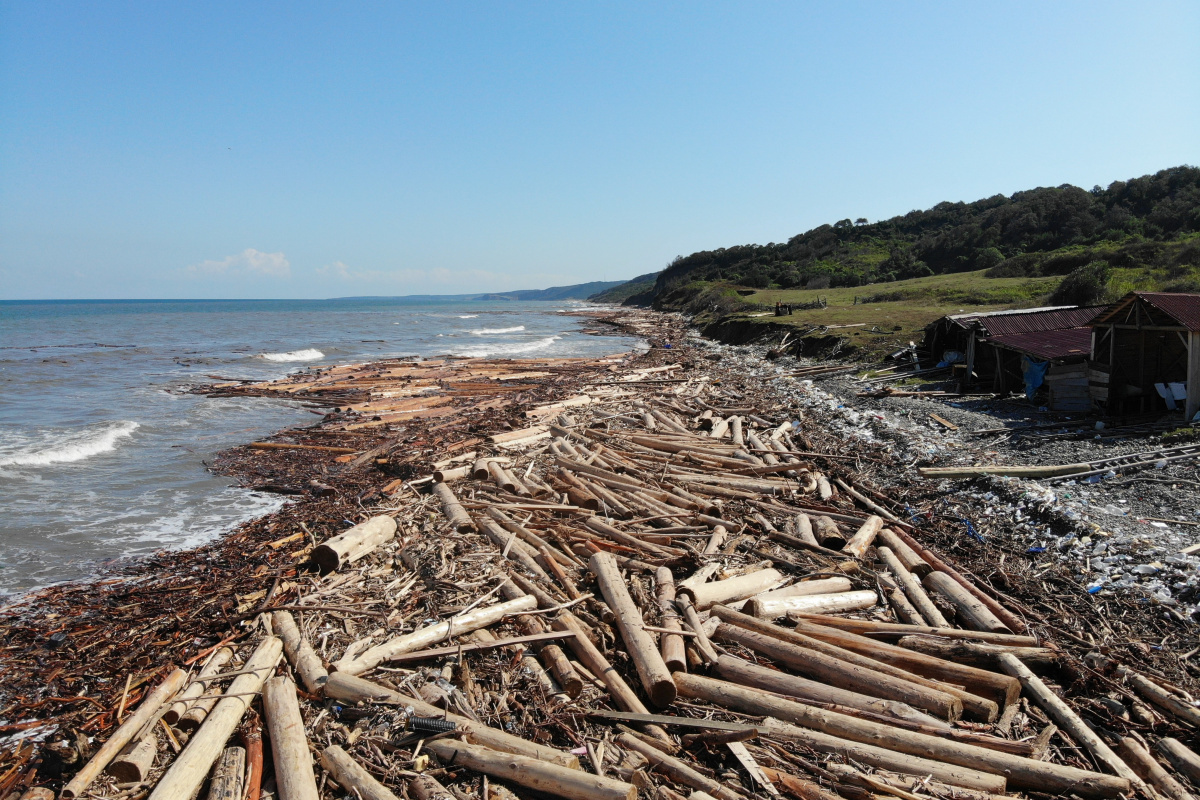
<box><xmin>263</xmin><ymin>676</ymin><xmax>320</xmax><ymax>800</ymax></box>
<box><xmin>62</xmin><ymin>667</ymin><xmax>187</xmax><ymax>798</ymax></box>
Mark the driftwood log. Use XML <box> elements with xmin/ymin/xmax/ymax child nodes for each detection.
<box><xmin>320</xmin><ymin>745</ymin><xmax>402</xmax><ymax>800</ymax></box>
<box><xmin>426</xmin><ymin>739</ymin><xmax>637</xmax><ymax>800</ymax></box>
<box><xmin>310</xmin><ymin>514</ymin><xmax>397</xmax><ymax>573</ymax></box>
<box><xmin>263</xmin><ymin>676</ymin><xmax>320</xmax><ymax>800</ymax></box>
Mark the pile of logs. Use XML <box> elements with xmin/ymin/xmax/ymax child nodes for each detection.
<box><xmin>20</xmin><ymin>351</ymin><xmax>1200</xmax><ymax>800</ymax></box>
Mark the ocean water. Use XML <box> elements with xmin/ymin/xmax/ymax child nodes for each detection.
<box><xmin>0</xmin><ymin>298</ymin><xmax>639</xmax><ymax>595</ymax></box>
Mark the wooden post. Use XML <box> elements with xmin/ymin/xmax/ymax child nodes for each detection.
<box><xmin>997</xmin><ymin>653</ymin><xmax>1143</xmax><ymax>790</ymax></box>
<box><xmin>310</xmin><ymin>515</ymin><xmax>396</xmax><ymax>573</ymax></box>
<box><xmin>338</xmin><ymin>595</ymin><xmax>537</xmax><ymax>675</ymax></box>
<box><xmin>1187</xmin><ymin>330</ymin><xmax>1200</xmax><ymax>422</ymax></box>
<box><xmin>426</xmin><ymin>739</ymin><xmax>637</xmax><ymax>800</ymax></box>
<box><xmin>886</xmin><ymin>588</ymin><xmax>926</xmax><ymax>625</ymax></box>
<box><xmin>878</xmin><ymin>547</ymin><xmax>948</xmax><ymax>627</ymax></box>
<box><xmin>165</xmin><ymin>648</ymin><xmax>233</xmax><ymax>724</ymax></box>
<box><xmin>713</xmin><ymin>625</ymin><xmax>961</xmax><ymax>721</ymax></box>
<box><xmin>1117</xmin><ymin>737</ymin><xmax>1195</xmax><ymax>800</ymax></box>
<box><xmin>263</xmin><ymin>676</ymin><xmax>320</xmax><ymax>800</ymax></box>
<box><xmin>1118</xmin><ymin>665</ymin><xmax>1200</xmax><ymax>727</ymax></box>
<box><xmin>324</xmin><ymin>672</ymin><xmax>580</xmax><ymax>768</ymax></box>
<box><xmin>678</xmin><ymin>568</ymin><xmax>784</xmax><ymax>610</ymax></box>
<box><xmin>842</xmin><ymin>515</ymin><xmax>883</xmax><ymax>558</ymax></box>
<box><xmin>748</xmin><ymin>589</ymin><xmax>877</xmax><ymax>620</ymax></box>
<box><xmin>589</xmin><ymin>552</ymin><xmax>676</xmax><ymax>706</ymax></box>
<box><xmin>710</xmin><ymin>605</ymin><xmax>998</xmax><ymax>720</ymax></box>
<box><xmin>923</xmin><ymin>572</ymin><xmax>1010</xmax><ymax>633</ymax></box>
<box><xmin>655</xmin><ymin>567</ymin><xmax>687</xmax><ymax>674</ymax></box>
<box><xmin>1157</xmin><ymin>739</ymin><xmax>1200</xmax><ymax>784</ymax></box>
<box><xmin>760</xmin><ymin>719</ymin><xmax>1006</xmax><ymax>793</ymax></box>
<box><xmin>433</xmin><ymin>482</ymin><xmax>474</xmax><ymax>531</ymax></box>
<box><xmin>748</xmin><ymin>576</ymin><xmax>851</xmax><ymax>607</ymax></box>
<box><xmin>320</xmin><ymin>745</ymin><xmax>403</xmax><ymax>800</ymax></box>
<box><xmin>107</xmin><ymin>728</ymin><xmax>159</xmax><ymax>783</ymax></box>
<box><xmin>62</xmin><ymin>668</ymin><xmax>187</xmax><ymax>798</ymax></box>
<box><xmin>813</xmin><ymin>516</ymin><xmax>844</xmax><ymax>550</ymax></box>
<box><xmin>673</xmin><ymin>672</ymin><xmax>1129</xmax><ymax>798</ymax></box>
<box><xmin>714</xmin><ymin>654</ymin><xmax>948</xmax><ymax>729</ymax></box>
<box><xmin>272</xmin><ymin>611</ymin><xmax>328</xmax><ymax>693</ymax></box>
<box><xmin>897</xmin><ymin>635</ymin><xmax>1057</xmax><ymax>667</ymax></box>
<box><xmin>794</xmin><ymin>514</ymin><xmax>818</xmax><ymax>546</ymax></box>
<box><xmin>148</xmin><ymin>637</ymin><xmax>283</xmax><ymax>800</ymax></box>
<box><xmin>878</xmin><ymin>528</ymin><xmax>929</xmax><ymax>576</ymax></box>
<box><xmin>205</xmin><ymin>746</ymin><xmax>246</xmax><ymax>800</ymax></box>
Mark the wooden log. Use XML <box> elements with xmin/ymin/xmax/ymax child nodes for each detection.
<box><xmin>655</xmin><ymin>567</ymin><xmax>687</xmax><ymax>674</ymax></box>
<box><xmin>679</xmin><ymin>568</ymin><xmax>785</xmax><ymax>610</ymax></box>
<box><xmin>889</xmin><ymin>525</ymin><xmax>1027</xmax><ymax>634</ymax></box>
<box><xmin>812</xmin><ymin>516</ymin><xmax>844</xmax><ymax>550</ymax></box>
<box><xmin>320</xmin><ymin>745</ymin><xmax>402</xmax><ymax>800</ymax></box>
<box><xmin>337</xmin><ymin>595</ymin><xmax>537</xmax><ymax>675</ymax></box>
<box><xmin>816</xmin><ymin>474</ymin><xmax>833</xmax><ymax>501</ymax></box>
<box><xmin>311</xmin><ymin>515</ymin><xmax>397</xmax><ymax>573</ymax></box>
<box><xmin>702</xmin><ymin>525</ymin><xmax>727</xmax><ymax>554</ymax></box>
<box><xmin>1157</xmin><ymin>739</ymin><xmax>1200</xmax><ymax>784</ymax></box>
<box><xmin>997</xmin><ymin>653</ymin><xmax>1143</xmax><ymax>789</ymax></box>
<box><xmin>748</xmin><ymin>576</ymin><xmax>851</xmax><ymax>606</ymax></box>
<box><xmin>886</xmin><ymin>588</ymin><xmax>925</xmax><ymax>626</ymax></box>
<box><xmin>489</xmin><ymin>460</ymin><xmax>518</xmax><ymax>492</ymax></box>
<box><xmin>433</xmin><ymin>482</ymin><xmax>474</xmax><ymax>531</ymax></box>
<box><xmin>497</xmin><ymin>581</ymin><xmax>582</xmax><ymax>698</ymax></box>
<box><xmin>919</xmin><ymin>462</ymin><xmax>1092</xmax><ymax>479</ymax></box>
<box><xmin>165</xmin><ymin>648</ymin><xmax>233</xmax><ymax>724</ymax></box>
<box><xmin>409</xmin><ymin>774</ymin><xmax>455</xmax><ymax>800</ymax></box>
<box><xmin>434</xmin><ymin>464</ymin><xmax>472</xmax><ymax>482</ymax></box>
<box><xmin>486</xmin><ymin>507</ymin><xmax>579</xmax><ymax>567</ymax></box>
<box><xmin>674</xmin><ymin>672</ymin><xmax>1129</xmax><ymax>798</ymax></box>
<box><xmin>842</xmin><ymin>515</ymin><xmax>883</xmax><ymax>558</ymax></box>
<box><xmin>877</xmin><ymin>528</ymin><xmax>929</xmax><ymax>576</ymax></box>
<box><xmin>787</xmin><ymin>613</ymin><xmax>1039</xmax><ymax>646</ymax></box>
<box><xmin>427</xmin><ymin>739</ymin><xmax>637</xmax><ymax>800</ymax></box>
<box><xmin>18</xmin><ymin>790</ymin><xmax>56</xmax><ymax>800</ymax></box>
<box><xmin>1118</xmin><ymin>737</ymin><xmax>1195</xmax><ymax>800</ymax></box>
<box><xmin>710</xmin><ymin>605</ymin><xmax>999</xmax><ymax>721</ymax></box>
<box><xmin>478</xmin><ymin>519</ymin><xmax>553</xmax><ymax>581</ymax></box>
<box><xmin>747</xmin><ymin>589</ymin><xmax>876</xmax><ymax>620</ymax></box>
<box><xmin>107</xmin><ymin>728</ymin><xmax>158</xmax><ymax>783</ymax></box>
<box><xmin>788</xmin><ymin>617</ymin><xmax>1020</xmax><ymax>710</ymax></box>
<box><xmin>263</xmin><ymin>676</ymin><xmax>320</xmax><ymax>800</ymax></box>
<box><xmin>616</xmin><ymin>733</ymin><xmax>743</xmax><ymax>800</ymax></box>
<box><xmin>758</xmin><ymin>719</ymin><xmax>1006</xmax><ymax>793</ymax></box>
<box><xmin>877</xmin><ymin>547</ymin><xmax>949</xmax><ymax>627</ymax></box>
<box><xmin>713</xmin><ymin>625</ymin><xmax>961</xmax><ymax>722</ymax></box>
<box><xmin>205</xmin><ymin>746</ymin><xmax>245</xmax><ymax>800</ymax></box>
<box><xmin>897</xmin><ymin>635</ymin><xmax>1057</xmax><ymax>667</ymax></box>
<box><xmin>713</xmin><ymin>655</ymin><xmax>948</xmax><ymax>729</ymax></box>
<box><xmin>589</xmin><ymin>551</ymin><xmax>676</xmax><ymax>706</ymax></box>
<box><xmin>272</xmin><ymin>611</ymin><xmax>328</xmax><ymax>693</ymax></box>
<box><xmin>820</xmin><ymin>763</ymin><xmax>1007</xmax><ymax>800</ymax></box>
<box><xmin>583</xmin><ymin>516</ymin><xmax>681</xmax><ymax>558</ymax></box>
<box><xmin>147</xmin><ymin>637</ymin><xmax>282</xmax><ymax>800</ymax></box>
<box><xmin>793</xmin><ymin>514</ymin><xmax>818</xmax><ymax>546</ymax></box>
<box><xmin>1118</xmin><ymin>665</ymin><xmax>1200</xmax><ymax>728</ymax></box>
<box><xmin>324</xmin><ymin>672</ymin><xmax>580</xmax><ymax>768</ymax></box>
<box><xmin>923</xmin><ymin>571</ymin><xmax>1010</xmax><ymax>633</ymax></box>
<box><xmin>61</xmin><ymin>667</ymin><xmax>187</xmax><ymax>798</ymax></box>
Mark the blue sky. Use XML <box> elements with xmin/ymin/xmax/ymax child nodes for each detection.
<box><xmin>1</xmin><ymin>2</ymin><xmax>1198</xmax><ymax>299</ymax></box>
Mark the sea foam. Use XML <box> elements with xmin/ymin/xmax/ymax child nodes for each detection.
<box><xmin>259</xmin><ymin>348</ymin><xmax>325</xmax><ymax>362</ymax></box>
<box><xmin>0</xmin><ymin>421</ymin><xmax>140</xmax><ymax>467</ymax></box>
<box><xmin>453</xmin><ymin>335</ymin><xmax>562</xmax><ymax>358</ymax></box>
<box><xmin>471</xmin><ymin>325</ymin><xmax>525</xmax><ymax>335</ymax></box>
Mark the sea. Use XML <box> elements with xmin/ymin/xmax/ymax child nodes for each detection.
<box><xmin>0</xmin><ymin>298</ymin><xmax>642</xmax><ymax>596</ymax></box>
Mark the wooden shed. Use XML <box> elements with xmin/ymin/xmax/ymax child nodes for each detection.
<box><xmin>1088</xmin><ymin>292</ymin><xmax>1200</xmax><ymax>420</ymax></box>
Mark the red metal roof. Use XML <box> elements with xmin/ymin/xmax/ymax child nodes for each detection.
<box><xmin>986</xmin><ymin>326</ymin><xmax>1093</xmax><ymax>361</ymax></box>
<box><xmin>971</xmin><ymin>306</ymin><xmax>1104</xmax><ymax>337</ymax></box>
<box><xmin>1090</xmin><ymin>291</ymin><xmax>1200</xmax><ymax>331</ymax></box>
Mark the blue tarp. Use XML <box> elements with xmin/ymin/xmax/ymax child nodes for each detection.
<box><xmin>1022</xmin><ymin>357</ymin><xmax>1050</xmax><ymax>399</ymax></box>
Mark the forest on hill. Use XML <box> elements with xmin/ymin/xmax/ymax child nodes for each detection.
<box><xmin>617</xmin><ymin>166</ymin><xmax>1200</xmax><ymax>309</ymax></box>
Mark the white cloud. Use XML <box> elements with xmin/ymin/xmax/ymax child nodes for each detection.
<box><xmin>317</xmin><ymin>261</ymin><xmax>507</xmax><ymax>289</ymax></box>
<box><xmin>187</xmin><ymin>249</ymin><xmax>290</xmax><ymax>278</ymax></box>
<box><xmin>317</xmin><ymin>260</ymin><xmax>353</xmax><ymax>279</ymax></box>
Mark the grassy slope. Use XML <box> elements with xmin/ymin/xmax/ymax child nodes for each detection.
<box><xmin>713</xmin><ymin>270</ymin><xmax>1059</xmax><ymax>358</ymax></box>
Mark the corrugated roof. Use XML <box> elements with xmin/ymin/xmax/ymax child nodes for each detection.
<box><xmin>973</xmin><ymin>306</ymin><xmax>1104</xmax><ymax>337</ymax></box>
<box><xmin>1090</xmin><ymin>292</ymin><xmax>1200</xmax><ymax>331</ymax></box>
<box><xmin>986</xmin><ymin>326</ymin><xmax>1093</xmax><ymax>361</ymax></box>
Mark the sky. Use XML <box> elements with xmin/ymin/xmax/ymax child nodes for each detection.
<box><xmin>1</xmin><ymin>2</ymin><xmax>1198</xmax><ymax>300</ymax></box>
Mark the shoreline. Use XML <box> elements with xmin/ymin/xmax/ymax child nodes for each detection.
<box><xmin>2</xmin><ymin>306</ymin><xmax>1198</xmax><ymax>796</ymax></box>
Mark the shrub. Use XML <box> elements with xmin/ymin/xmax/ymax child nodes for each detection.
<box><xmin>1162</xmin><ymin>278</ymin><xmax>1200</xmax><ymax>293</ymax></box>
<box><xmin>1049</xmin><ymin>261</ymin><xmax>1111</xmax><ymax>305</ymax></box>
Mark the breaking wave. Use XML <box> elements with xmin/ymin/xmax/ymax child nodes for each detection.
<box><xmin>458</xmin><ymin>314</ymin><xmax>479</xmax><ymax>318</ymax></box>
<box><xmin>0</xmin><ymin>421</ymin><xmax>140</xmax><ymax>467</ymax></box>
<box><xmin>258</xmin><ymin>348</ymin><xmax>324</xmax><ymax>362</ymax></box>
<box><xmin>453</xmin><ymin>335</ymin><xmax>562</xmax><ymax>358</ymax></box>
<box><xmin>471</xmin><ymin>326</ymin><xmax>525</xmax><ymax>335</ymax></box>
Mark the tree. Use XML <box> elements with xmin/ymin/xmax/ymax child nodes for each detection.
<box><xmin>854</xmin><ymin>217</ymin><xmax>868</xmax><ymax>226</ymax></box>
<box><xmin>1049</xmin><ymin>261</ymin><xmax>1111</xmax><ymax>305</ymax></box>
<box><xmin>834</xmin><ymin>218</ymin><xmax>853</xmax><ymax>229</ymax></box>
